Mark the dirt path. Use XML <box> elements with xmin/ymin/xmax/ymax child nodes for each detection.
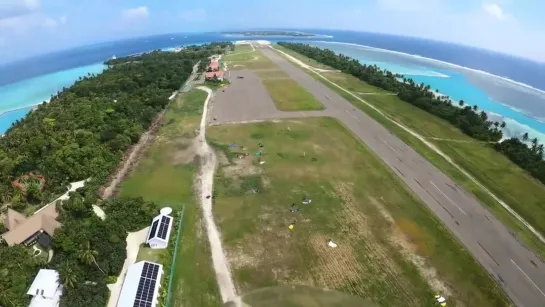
<box><xmin>195</xmin><ymin>86</ymin><xmax>238</xmax><ymax>304</ymax></box>
<box><xmin>100</xmin><ymin>111</ymin><xmax>166</xmax><ymax>199</ymax></box>
<box><xmin>106</xmin><ymin>227</ymin><xmax>149</xmax><ymax>307</ymax></box>
<box><xmin>427</xmin><ymin>137</ymin><xmax>496</xmax><ymax>144</ymax></box>
<box><xmin>100</xmin><ymin>63</ymin><xmax>200</xmax><ymax>200</ymax></box>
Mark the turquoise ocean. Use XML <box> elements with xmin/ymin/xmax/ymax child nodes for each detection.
<box><xmin>1</xmin><ymin>30</ymin><xmax>545</xmax><ymax>145</ymax></box>
<box><xmin>307</xmin><ymin>41</ymin><xmax>545</xmax><ymax>144</ymax></box>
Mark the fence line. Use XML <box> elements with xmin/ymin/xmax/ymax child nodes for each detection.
<box><xmin>165</xmin><ymin>204</ymin><xmax>186</xmax><ymax>307</ymax></box>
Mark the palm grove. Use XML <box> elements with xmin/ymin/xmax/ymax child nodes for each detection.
<box><xmin>0</xmin><ymin>42</ymin><xmax>231</xmax><ymax>307</ymax></box>
<box><xmin>278</xmin><ymin>42</ymin><xmax>545</xmax><ymax>186</ymax></box>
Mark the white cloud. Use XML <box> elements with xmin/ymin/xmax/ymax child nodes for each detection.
<box><xmin>122</xmin><ymin>6</ymin><xmax>149</xmax><ymax>20</ymax></box>
<box><xmin>42</xmin><ymin>17</ymin><xmax>57</xmax><ymax>28</ymax></box>
<box><xmin>0</xmin><ymin>15</ymin><xmax>27</xmax><ymax>30</ymax></box>
<box><xmin>482</xmin><ymin>3</ymin><xmax>505</xmax><ymax>20</ymax></box>
<box><xmin>179</xmin><ymin>8</ymin><xmax>207</xmax><ymax>22</ymax></box>
<box><xmin>0</xmin><ymin>0</ymin><xmax>40</xmax><ymax>19</ymax></box>
<box><xmin>0</xmin><ymin>14</ymin><xmax>65</xmax><ymax>31</ymax></box>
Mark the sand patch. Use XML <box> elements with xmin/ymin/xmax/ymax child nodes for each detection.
<box><xmin>171</xmin><ymin>138</ymin><xmax>199</xmax><ymax>165</ymax></box>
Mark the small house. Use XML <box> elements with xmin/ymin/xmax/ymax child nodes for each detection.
<box><xmin>27</xmin><ymin>269</ymin><xmax>63</xmax><ymax>307</ymax></box>
<box><xmin>146</xmin><ymin>213</ymin><xmax>173</xmax><ymax>249</ymax></box>
<box><xmin>2</xmin><ymin>204</ymin><xmax>60</xmax><ymax>247</ymax></box>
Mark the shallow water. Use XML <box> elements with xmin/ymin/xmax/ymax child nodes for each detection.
<box><xmin>308</xmin><ymin>41</ymin><xmax>545</xmax><ymax>143</ymax></box>
<box><xmin>0</xmin><ymin>63</ymin><xmax>106</xmax><ymax>133</ymax></box>
<box><xmin>1</xmin><ymin>31</ymin><xmax>544</xmax><ymax>142</ymax></box>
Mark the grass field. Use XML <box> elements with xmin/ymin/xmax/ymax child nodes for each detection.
<box><xmin>224</xmin><ymin>45</ymin><xmax>277</xmax><ymax>70</ymax></box>
<box><xmin>274</xmin><ymin>44</ymin><xmax>545</xmax><ymax>258</ymax></box>
<box><xmin>207</xmin><ymin>118</ymin><xmax>509</xmax><ymax>307</ymax></box>
<box><xmin>119</xmin><ymin>89</ymin><xmax>221</xmax><ymax>307</ymax></box>
<box><xmin>262</xmin><ymin>78</ymin><xmax>324</xmax><ymax>111</ymax></box>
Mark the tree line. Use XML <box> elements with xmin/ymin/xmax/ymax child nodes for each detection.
<box><xmin>278</xmin><ymin>42</ymin><xmax>545</xmax><ymax>186</ymax></box>
<box><xmin>0</xmin><ymin>42</ymin><xmax>231</xmax><ymax>307</ymax></box>
<box><xmin>0</xmin><ymin>42</ymin><xmax>230</xmax><ymax>208</ymax></box>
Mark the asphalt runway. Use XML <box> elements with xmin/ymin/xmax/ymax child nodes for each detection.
<box><xmin>253</xmin><ymin>47</ymin><xmax>545</xmax><ymax>307</ymax></box>
<box><xmin>211</xmin><ymin>46</ymin><xmax>545</xmax><ymax>306</ymax></box>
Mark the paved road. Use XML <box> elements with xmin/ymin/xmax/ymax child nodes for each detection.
<box><xmin>251</xmin><ymin>47</ymin><xmax>545</xmax><ymax>307</ymax></box>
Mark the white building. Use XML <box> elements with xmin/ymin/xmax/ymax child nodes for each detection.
<box><xmin>146</xmin><ymin>213</ymin><xmax>173</xmax><ymax>249</ymax></box>
<box><xmin>27</xmin><ymin>269</ymin><xmax>63</xmax><ymax>307</ymax></box>
<box><xmin>117</xmin><ymin>261</ymin><xmax>164</xmax><ymax>307</ymax></box>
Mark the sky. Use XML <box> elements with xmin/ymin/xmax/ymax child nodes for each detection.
<box><xmin>0</xmin><ymin>0</ymin><xmax>544</xmax><ymax>63</ymax></box>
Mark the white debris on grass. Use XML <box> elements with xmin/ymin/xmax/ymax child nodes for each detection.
<box><xmin>328</xmin><ymin>240</ymin><xmax>338</xmax><ymax>248</ymax></box>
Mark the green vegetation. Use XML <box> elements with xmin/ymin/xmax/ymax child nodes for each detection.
<box><xmin>279</xmin><ymin>42</ymin><xmax>503</xmax><ymax>142</ymax></box>
<box><xmin>262</xmin><ymin>78</ymin><xmax>324</xmax><ymax>111</ymax></box>
<box><xmin>0</xmin><ymin>42</ymin><xmax>230</xmax><ymax>207</ymax></box>
<box><xmin>119</xmin><ymin>89</ymin><xmax>221</xmax><ymax>307</ymax></box>
<box><xmin>274</xmin><ymin>44</ymin><xmax>545</xmax><ymax>256</ymax></box>
<box><xmin>228</xmin><ymin>44</ymin><xmax>253</xmax><ymax>54</ymax></box>
<box><xmin>0</xmin><ymin>44</ymin><xmax>230</xmax><ymax>307</ymax></box>
<box><xmin>54</xmin><ymin>196</ymin><xmax>159</xmax><ymax>307</ymax></box>
<box><xmin>256</xmin><ymin>69</ymin><xmax>289</xmax><ymax>79</ymax></box>
<box><xmin>223</xmin><ymin>46</ymin><xmax>277</xmax><ymax>70</ymax></box>
<box><xmin>0</xmin><ymin>245</ymin><xmax>45</xmax><ymax>307</ymax></box>
<box><xmin>207</xmin><ymin>118</ymin><xmax>509</xmax><ymax>307</ymax></box>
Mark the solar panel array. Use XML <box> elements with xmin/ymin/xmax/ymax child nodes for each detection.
<box><xmin>157</xmin><ymin>216</ymin><xmax>171</xmax><ymax>240</ymax></box>
<box><xmin>133</xmin><ymin>262</ymin><xmax>160</xmax><ymax>307</ymax></box>
<box><xmin>148</xmin><ymin>220</ymin><xmax>159</xmax><ymax>241</ymax></box>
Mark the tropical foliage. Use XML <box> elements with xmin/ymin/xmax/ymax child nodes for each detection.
<box><xmin>0</xmin><ymin>42</ymin><xmax>232</xmax><ymax>307</ymax></box>
<box><xmin>0</xmin><ymin>42</ymin><xmax>232</xmax><ymax>205</ymax></box>
<box><xmin>279</xmin><ymin>42</ymin><xmax>545</xmax><ymax>186</ymax></box>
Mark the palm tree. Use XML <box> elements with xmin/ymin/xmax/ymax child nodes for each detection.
<box><xmin>57</xmin><ymin>262</ymin><xmax>79</xmax><ymax>289</ymax></box>
<box><xmin>522</xmin><ymin>132</ymin><xmax>529</xmax><ymax>141</ymax></box>
<box><xmin>500</xmin><ymin>122</ymin><xmax>506</xmax><ymax>129</ymax></box>
<box><xmin>77</xmin><ymin>242</ymin><xmax>106</xmax><ymax>275</ymax></box>
<box><xmin>459</xmin><ymin>100</ymin><xmax>465</xmax><ymax>107</ymax></box>
<box><xmin>479</xmin><ymin>111</ymin><xmax>488</xmax><ymax>121</ymax></box>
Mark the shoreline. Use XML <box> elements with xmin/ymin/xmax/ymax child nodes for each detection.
<box><xmin>314</xmin><ymin>41</ymin><xmax>545</xmax><ymax>137</ymax></box>
<box><xmin>0</xmin><ymin>103</ymin><xmax>43</xmax><ymax>117</ymax></box>
<box><xmin>310</xmin><ymin>40</ymin><xmax>545</xmax><ymax>96</ymax></box>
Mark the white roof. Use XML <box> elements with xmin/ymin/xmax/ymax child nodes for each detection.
<box><xmin>27</xmin><ymin>269</ymin><xmax>60</xmax><ymax>298</ymax></box>
<box><xmin>146</xmin><ymin>214</ymin><xmax>173</xmax><ymax>244</ymax></box>
<box><xmin>117</xmin><ymin>261</ymin><xmax>163</xmax><ymax>307</ymax></box>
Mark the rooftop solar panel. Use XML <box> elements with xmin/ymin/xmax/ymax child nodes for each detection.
<box><xmin>157</xmin><ymin>216</ymin><xmax>171</xmax><ymax>240</ymax></box>
<box><xmin>133</xmin><ymin>262</ymin><xmax>160</xmax><ymax>307</ymax></box>
<box><xmin>148</xmin><ymin>220</ymin><xmax>159</xmax><ymax>241</ymax></box>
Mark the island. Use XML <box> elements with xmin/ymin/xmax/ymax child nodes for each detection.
<box><xmin>223</xmin><ymin>30</ymin><xmax>316</xmax><ymax>37</ymax></box>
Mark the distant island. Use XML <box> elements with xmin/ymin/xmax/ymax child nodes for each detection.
<box><xmin>223</xmin><ymin>31</ymin><xmax>316</xmax><ymax>37</ymax></box>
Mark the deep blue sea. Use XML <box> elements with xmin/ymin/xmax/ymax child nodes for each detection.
<box><xmin>1</xmin><ymin>29</ymin><xmax>545</xmax><ymax>142</ymax></box>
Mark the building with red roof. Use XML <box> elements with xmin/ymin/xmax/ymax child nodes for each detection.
<box><xmin>205</xmin><ymin>70</ymin><xmax>225</xmax><ymax>81</ymax></box>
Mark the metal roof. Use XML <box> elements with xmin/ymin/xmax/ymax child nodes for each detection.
<box><xmin>117</xmin><ymin>261</ymin><xmax>163</xmax><ymax>307</ymax></box>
